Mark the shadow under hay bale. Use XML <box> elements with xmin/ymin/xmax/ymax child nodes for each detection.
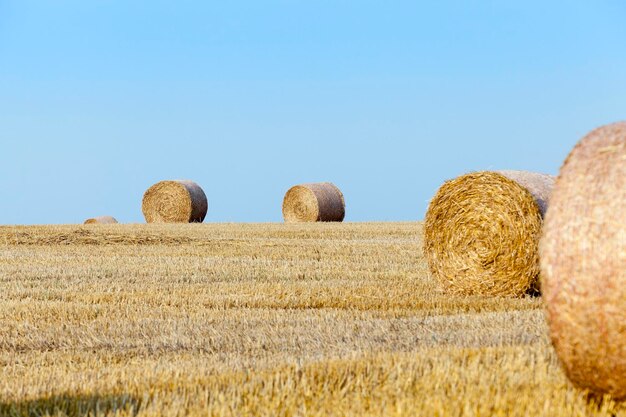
<box><xmin>424</xmin><ymin>170</ymin><xmax>554</xmax><ymax>297</ymax></box>
<box><xmin>541</xmin><ymin>122</ymin><xmax>626</xmax><ymax>400</ymax></box>
<box><xmin>282</xmin><ymin>182</ymin><xmax>345</xmax><ymax>223</ymax></box>
<box><xmin>83</xmin><ymin>216</ymin><xmax>118</xmax><ymax>225</ymax></box>
<box><xmin>142</xmin><ymin>180</ymin><xmax>208</xmax><ymax>223</ymax></box>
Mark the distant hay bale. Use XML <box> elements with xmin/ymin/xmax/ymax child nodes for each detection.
<box><xmin>282</xmin><ymin>183</ymin><xmax>345</xmax><ymax>223</ymax></box>
<box><xmin>142</xmin><ymin>180</ymin><xmax>208</xmax><ymax>223</ymax></box>
<box><xmin>541</xmin><ymin>122</ymin><xmax>626</xmax><ymax>399</ymax></box>
<box><xmin>84</xmin><ymin>216</ymin><xmax>118</xmax><ymax>225</ymax></box>
<box><xmin>424</xmin><ymin>170</ymin><xmax>555</xmax><ymax>297</ymax></box>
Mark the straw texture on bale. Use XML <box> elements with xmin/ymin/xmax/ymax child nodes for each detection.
<box><xmin>83</xmin><ymin>216</ymin><xmax>118</xmax><ymax>225</ymax></box>
<box><xmin>541</xmin><ymin>122</ymin><xmax>626</xmax><ymax>399</ymax></box>
<box><xmin>142</xmin><ymin>180</ymin><xmax>208</xmax><ymax>223</ymax></box>
<box><xmin>282</xmin><ymin>183</ymin><xmax>345</xmax><ymax>223</ymax></box>
<box><xmin>424</xmin><ymin>171</ymin><xmax>555</xmax><ymax>297</ymax></box>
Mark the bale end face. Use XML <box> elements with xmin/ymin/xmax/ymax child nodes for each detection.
<box><xmin>424</xmin><ymin>171</ymin><xmax>554</xmax><ymax>297</ymax></box>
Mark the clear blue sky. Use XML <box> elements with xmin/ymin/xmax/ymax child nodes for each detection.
<box><xmin>1</xmin><ymin>1</ymin><xmax>625</xmax><ymax>224</ymax></box>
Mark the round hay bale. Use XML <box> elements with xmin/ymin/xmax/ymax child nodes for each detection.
<box><xmin>84</xmin><ymin>216</ymin><xmax>118</xmax><ymax>225</ymax></box>
<box><xmin>142</xmin><ymin>180</ymin><xmax>208</xmax><ymax>223</ymax></box>
<box><xmin>541</xmin><ymin>122</ymin><xmax>626</xmax><ymax>399</ymax></box>
<box><xmin>282</xmin><ymin>182</ymin><xmax>345</xmax><ymax>223</ymax></box>
<box><xmin>424</xmin><ymin>170</ymin><xmax>555</xmax><ymax>297</ymax></box>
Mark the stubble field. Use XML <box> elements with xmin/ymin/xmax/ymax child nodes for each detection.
<box><xmin>0</xmin><ymin>222</ymin><xmax>623</xmax><ymax>416</ymax></box>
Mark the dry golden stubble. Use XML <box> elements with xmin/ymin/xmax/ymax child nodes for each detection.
<box><xmin>282</xmin><ymin>183</ymin><xmax>345</xmax><ymax>223</ymax></box>
<box><xmin>141</xmin><ymin>180</ymin><xmax>207</xmax><ymax>223</ymax></box>
<box><xmin>2</xmin><ymin>222</ymin><xmax>623</xmax><ymax>416</ymax></box>
<box><xmin>541</xmin><ymin>121</ymin><xmax>626</xmax><ymax>399</ymax></box>
<box><xmin>424</xmin><ymin>171</ymin><xmax>554</xmax><ymax>297</ymax></box>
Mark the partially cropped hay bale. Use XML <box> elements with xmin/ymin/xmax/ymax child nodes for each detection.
<box><xmin>424</xmin><ymin>171</ymin><xmax>555</xmax><ymax>297</ymax></box>
<box><xmin>541</xmin><ymin>122</ymin><xmax>626</xmax><ymax>399</ymax></box>
<box><xmin>142</xmin><ymin>180</ymin><xmax>208</xmax><ymax>223</ymax></box>
<box><xmin>282</xmin><ymin>183</ymin><xmax>345</xmax><ymax>223</ymax></box>
<box><xmin>84</xmin><ymin>216</ymin><xmax>118</xmax><ymax>225</ymax></box>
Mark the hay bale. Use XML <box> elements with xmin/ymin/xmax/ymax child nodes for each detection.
<box><xmin>84</xmin><ymin>216</ymin><xmax>118</xmax><ymax>225</ymax></box>
<box><xmin>541</xmin><ymin>122</ymin><xmax>626</xmax><ymax>399</ymax></box>
<box><xmin>424</xmin><ymin>170</ymin><xmax>555</xmax><ymax>297</ymax></box>
<box><xmin>282</xmin><ymin>183</ymin><xmax>345</xmax><ymax>223</ymax></box>
<box><xmin>142</xmin><ymin>180</ymin><xmax>208</xmax><ymax>223</ymax></box>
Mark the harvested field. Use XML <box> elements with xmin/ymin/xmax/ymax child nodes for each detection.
<box><xmin>0</xmin><ymin>223</ymin><xmax>623</xmax><ymax>416</ymax></box>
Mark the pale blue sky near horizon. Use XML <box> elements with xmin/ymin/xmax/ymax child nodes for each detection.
<box><xmin>1</xmin><ymin>1</ymin><xmax>625</xmax><ymax>224</ymax></box>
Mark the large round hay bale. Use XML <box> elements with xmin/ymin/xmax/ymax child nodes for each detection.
<box><xmin>541</xmin><ymin>122</ymin><xmax>626</xmax><ymax>399</ymax></box>
<box><xmin>142</xmin><ymin>180</ymin><xmax>208</xmax><ymax>223</ymax></box>
<box><xmin>282</xmin><ymin>182</ymin><xmax>345</xmax><ymax>223</ymax></box>
<box><xmin>424</xmin><ymin>170</ymin><xmax>555</xmax><ymax>297</ymax></box>
<box><xmin>84</xmin><ymin>216</ymin><xmax>118</xmax><ymax>225</ymax></box>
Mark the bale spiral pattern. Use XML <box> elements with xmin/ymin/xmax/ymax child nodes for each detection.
<box><xmin>424</xmin><ymin>171</ymin><xmax>554</xmax><ymax>297</ymax></box>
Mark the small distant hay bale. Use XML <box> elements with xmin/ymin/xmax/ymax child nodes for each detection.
<box><xmin>142</xmin><ymin>180</ymin><xmax>208</xmax><ymax>223</ymax></box>
<box><xmin>84</xmin><ymin>216</ymin><xmax>118</xmax><ymax>225</ymax></box>
<box><xmin>541</xmin><ymin>122</ymin><xmax>626</xmax><ymax>399</ymax></box>
<box><xmin>282</xmin><ymin>183</ymin><xmax>345</xmax><ymax>223</ymax></box>
<box><xmin>424</xmin><ymin>170</ymin><xmax>555</xmax><ymax>297</ymax></box>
